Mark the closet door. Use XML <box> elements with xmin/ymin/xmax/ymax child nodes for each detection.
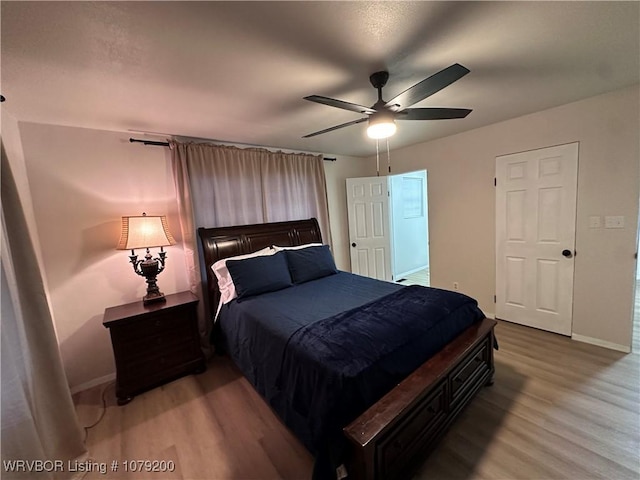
<box><xmin>496</xmin><ymin>143</ymin><xmax>578</xmax><ymax>335</ymax></box>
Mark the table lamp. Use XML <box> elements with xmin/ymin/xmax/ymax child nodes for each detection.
<box><xmin>117</xmin><ymin>213</ymin><xmax>176</xmax><ymax>305</ymax></box>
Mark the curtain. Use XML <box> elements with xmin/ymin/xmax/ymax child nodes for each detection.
<box><xmin>173</xmin><ymin>143</ymin><xmax>265</xmax><ymax>228</ymax></box>
<box><xmin>262</xmin><ymin>151</ymin><xmax>332</xmax><ymax>232</ymax></box>
<box><xmin>1</xmin><ymin>145</ymin><xmax>86</xmax><ymax>479</ymax></box>
<box><xmin>171</xmin><ymin>142</ymin><xmax>332</xmax><ymax>350</ymax></box>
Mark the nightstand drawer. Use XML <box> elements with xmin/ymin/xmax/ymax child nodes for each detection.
<box><xmin>111</xmin><ymin>322</ymin><xmax>194</xmax><ymax>356</ymax></box>
<box><xmin>110</xmin><ymin>308</ymin><xmax>194</xmax><ymax>339</ymax></box>
<box><xmin>103</xmin><ymin>291</ymin><xmax>206</xmax><ymax>405</ymax></box>
<box><xmin>117</xmin><ymin>339</ymin><xmax>198</xmax><ymax>382</ymax></box>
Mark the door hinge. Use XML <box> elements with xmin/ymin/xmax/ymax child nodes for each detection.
<box><xmin>494</xmin><ymin>295</ymin><xmax>497</xmax><ymax>303</ymax></box>
<box><xmin>494</xmin><ymin>177</ymin><xmax>497</xmax><ymax>187</ymax></box>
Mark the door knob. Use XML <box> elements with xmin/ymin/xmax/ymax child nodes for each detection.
<box><xmin>351</xmin><ymin>242</ymin><xmax>357</xmax><ymax>247</ymax></box>
<box><xmin>562</xmin><ymin>249</ymin><xmax>573</xmax><ymax>258</ymax></box>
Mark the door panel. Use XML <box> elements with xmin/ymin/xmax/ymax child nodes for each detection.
<box><xmin>496</xmin><ymin>143</ymin><xmax>578</xmax><ymax>335</ymax></box>
<box><xmin>505</xmin><ymin>256</ymin><xmax>525</xmax><ymax>307</ymax></box>
<box><xmin>506</xmin><ymin>190</ymin><xmax>526</xmax><ymax>240</ymax></box>
<box><xmin>536</xmin><ymin>259</ymin><xmax>559</xmax><ymax>312</ymax></box>
<box><xmin>346</xmin><ymin>176</ymin><xmax>391</xmax><ymax>281</ymax></box>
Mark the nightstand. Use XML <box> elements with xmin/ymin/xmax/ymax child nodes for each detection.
<box><xmin>103</xmin><ymin>291</ymin><xmax>206</xmax><ymax>405</ymax></box>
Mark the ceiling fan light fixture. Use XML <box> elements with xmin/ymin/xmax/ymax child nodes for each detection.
<box><xmin>302</xmin><ymin>64</ymin><xmax>471</xmax><ymax>139</ymax></box>
<box><xmin>367</xmin><ymin>112</ymin><xmax>396</xmax><ymax>139</ymax></box>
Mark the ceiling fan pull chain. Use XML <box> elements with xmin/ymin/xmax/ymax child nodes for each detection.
<box><xmin>376</xmin><ymin>139</ymin><xmax>380</xmax><ymax>177</ymax></box>
<box><xmin>386</xmin><ymin>138</ymin><xmax>391</xmax><ymax>174</ymax></box>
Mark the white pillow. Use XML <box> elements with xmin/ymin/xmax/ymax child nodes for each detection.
<box><xmin>211</xmin><ymin>247</ymin><xmax>275</xmax><ymax>317</ymax></box>
<box><xmin>272</xmin><ymin>242</ymin><xmax>323</xmax><ymax>252</ymax></box>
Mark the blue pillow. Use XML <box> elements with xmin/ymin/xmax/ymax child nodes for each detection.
<box><xmin>226</xmin><ymin>252</ymin><xmax>292</xmax><ymax>299</ymax></box>
<box><xmin>285</xmin><ymin>245</ymin><xmax>338</xmax><ymax>284</ymax></box>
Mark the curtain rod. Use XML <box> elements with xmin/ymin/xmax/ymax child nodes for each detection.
<box><xmin>129</xmin><ymin>138</ymin><xmax>337</xmax><ymax>162</ymax></box>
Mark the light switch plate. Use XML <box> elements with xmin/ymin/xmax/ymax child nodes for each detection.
<box><xmin>589</xmin><ymin>216</ymin><xmax>602</xmax><ymax>228</ymax></box>
<box><xmin>604</xmin><ymin>215</ymin><xmax>625</xmax><ymax>229</ymax></box>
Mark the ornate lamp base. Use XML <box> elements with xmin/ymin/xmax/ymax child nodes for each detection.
<box><xmin>131</xmin><ymin>250</ymin><xmax>168</xmax><ymax>306</ymax></box>
<box><xmin>143</xmin><ymin>289</ymin><xmax>166</xmax><ymax>305</ymax></box>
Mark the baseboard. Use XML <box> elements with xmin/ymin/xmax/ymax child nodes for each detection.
<box><xmin>571</xmin><ymin>333</ymin><xmax>631</xmax><ymax>353</ymax></box>
<box><xmin>70</xmin><ymin>373</ymin><xmax>116</xmax><ymax>395</ymax></box>
<box><xmin>484</xmin><ymin>312</ymin><xmax>496</xmax><ymax>320</ymax></box>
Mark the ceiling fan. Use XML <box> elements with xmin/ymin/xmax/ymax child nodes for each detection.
<box><xmin>302</xmin><ymin>63</ymin><xmax>472</xmax><ymax>139</ymax></box>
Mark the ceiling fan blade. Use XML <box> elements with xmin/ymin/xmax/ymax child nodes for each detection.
<box><xmin>304</xmin><ymin>95</ymin><xmax>376</xmax><ymax>115</ymax></box>
<box><xmin>385</xmin><ymin>64</ymin><xmax>470</xmax><ymax>109</ymax></box>
<box><xmin>398</xmin><ymin>107</ymin><xmax>472</xmax><ymax>120</ymax></box>
<box><xmin>302</xmin><ymin>117</ymin><xmax>368</xmax><ymax>138</ymax></box>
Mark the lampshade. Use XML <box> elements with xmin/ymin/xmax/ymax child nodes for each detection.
<box><xmin>117</xmin><ymin>213</ymin><xmax>176</xmax><ymax>250</ymax></box>
<box><xmin>367</xmin><ymin>112</ymin><xmax>397</xmax><ymax>139</ymax></box>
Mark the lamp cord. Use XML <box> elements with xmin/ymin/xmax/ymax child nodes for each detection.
<box><xmin>376</xmin><ymin>139</ymin><xmax>380</xmax><ymax>177</ymax></box>
<box><xmin>83</xmin><ymin>381</ymin><xmax>114</xmax><ymax>442</ymax></box>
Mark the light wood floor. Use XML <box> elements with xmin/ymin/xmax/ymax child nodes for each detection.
<box><xmin>74</xmin><ymin>320</ymin><xmax>639</xmax><ymax>480</ymax></box>
<box><xmin>396</xmin><ymin>267</ymin><xmax>430</xmax><ymax>287</ymax></box>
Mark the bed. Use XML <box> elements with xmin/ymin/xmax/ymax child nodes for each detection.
<box><xmin>198</xmin><ymin>218</ymin><xmax>496</xmax><ymax>480</ymax></box>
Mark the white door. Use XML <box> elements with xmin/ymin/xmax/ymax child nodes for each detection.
<box><xmin>346</xmin><ymin>176</ymin><xmax>392</xmax><ymax>281</ymax></box>
<box><xmin>496</xmin><ymin>143</ymin><xmax>578</xmax><ymax>335</ymax></box>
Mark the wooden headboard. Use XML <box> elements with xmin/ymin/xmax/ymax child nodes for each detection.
<box><xmin>197</xmin><ymin>218</ymin><xmax>322</xmax><ymax>325</ymax></box>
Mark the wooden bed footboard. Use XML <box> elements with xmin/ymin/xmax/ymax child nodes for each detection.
<box><xmin>344</xmin><ymin>317</ymin><xmax>497</xmax><ymax>480</ymax></box>
<box><xmin>197</xmin><ymin>219</ymin><xmax>496</xmax><ymax>480</ymax></box>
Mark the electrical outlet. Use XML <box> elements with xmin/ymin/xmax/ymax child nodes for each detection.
<box><xmin>453</xmin><ymin>282</ymin><xmax>459</xmax><ymax>291</ymax></box>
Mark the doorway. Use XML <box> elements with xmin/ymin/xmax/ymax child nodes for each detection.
<box><xmin>495</xmin><ymin>143</ymin><xmax>579</xmax><ymax>336</ymax></box>
<box><xmin>346</xmin><ymin>170</ymin><xmax>430</xmax><ymax>286</ymax></box>
<box><xmin>389</xmin><ymin>170</ymin><xmax>430</xmax><ymax>286</ymax></box>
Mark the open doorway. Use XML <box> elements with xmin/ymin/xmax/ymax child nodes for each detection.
<box><xmin>345</xmin><ymin>171</ymin><xmax>430</xmax><ymax>286</ymax></box>
<box><xmin>389</xmin><ymin>170</ymin><xmax>430</xmax><ymax>287</ymax></box>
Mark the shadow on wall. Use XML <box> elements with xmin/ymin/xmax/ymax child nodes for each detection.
<box><xmin>56</xmin><ymin>246</ymin><xmax>191</xmax><ymax>390</ymax></box>
<box><xmin>35</xmin><ymin>171</ymin><xmax>186</xmax><ymax>390</ymax></box>
<box><xmin>71</xmin><ymin>219</ymin><xmax>128</xmax><ymax>278</ymax></box>
<box><xmin>31</xmin><ymin>167</ymin><xmax>179</xmax><ymax>293</ymax></box>
<box><xmin>60</xmin><ymin>313</ymin><xmax>116</xmax><ymax>391</ymax></box>
<box><xmin>76</xmin><ymin>219</ymin><xmax>122</xmax><ymax>275</ymax></box>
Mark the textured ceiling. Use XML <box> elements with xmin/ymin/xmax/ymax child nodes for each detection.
<box><xmin>2</xmin><ymin>1</ymin><xmax>639</xmax><ymax>157</ymax></box>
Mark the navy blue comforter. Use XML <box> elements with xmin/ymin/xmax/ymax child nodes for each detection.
<box><xmin>218</xmin><ymin>272</ymin><xmax>485</xmax><ymax>478</ymax></box>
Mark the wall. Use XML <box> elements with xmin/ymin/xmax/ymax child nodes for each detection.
<box><xmin>1</xmin><ymin>111</ymin><xmax>46</xmax><ymax>278</ymax></box>
<box><xmin>323</xmin><ymin>155</ymin><xmax>372</xmax><ymax>270</ymax></box>
<box><xmin>8</xmin><ymin>122</ymin><xmax>369</xmax><ymax>391</ymax></box>
<box><xmin>15</xmin><ymin>123</ymin><xmax>191</xmax><ymax>391</ymax></box>
<box><xmin>365</xmin><ymin>85</ymin><xmax>639</xmax><ymax>350</ymax></box>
